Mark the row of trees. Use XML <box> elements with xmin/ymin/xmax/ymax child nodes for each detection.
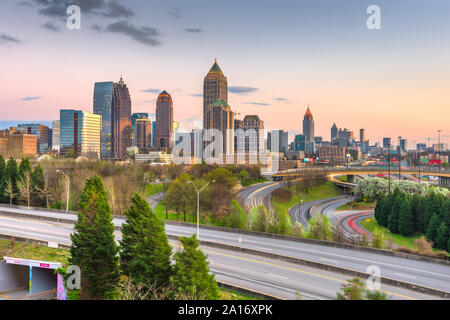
<box><xmin>69</xmin><ymin>176</ymin><xmax>219</xmax><ymax>300</ymax></box>
<box><xmin>0</xmin><ymin>156</ymin><xmax>46</xmax><ymax>207</ymax></box>
<box><xmin>375</xmin><ymin>189</ymin><xmax>450</xmax><ymax>251</ymax></box>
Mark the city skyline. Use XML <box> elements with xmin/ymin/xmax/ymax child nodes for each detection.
<box><xmin>1</xmin><ymin>0</ymin><xmax>450</xmax><ymax>145</ymax></box>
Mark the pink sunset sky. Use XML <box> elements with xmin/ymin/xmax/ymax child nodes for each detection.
<box><xmin>1</xmin><ymin>0</ymin><xmax>449</xmax><ymax>146</ymax></box>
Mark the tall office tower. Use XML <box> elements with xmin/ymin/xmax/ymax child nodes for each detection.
<box><xmin>155</xmin><ymin>90</ymin><xmax>174</xmax><ymax>152</ymax></box>
<box><xmin>268</xmin><ymin>130</ymin><xmax>288</xmax><ymax>155</ymax></box>
<box><xmin>17</xmin><ymin>124</ymin><xmax>49</xmax><ymax>154</ymax></box>
<box><xmin>134</xmin><ymin>118</ymin><xmax>152</xmax><ymax>152</ymax></box>
<box><xmin>205</xmin><ymin>99</ymin><xmax>235</xmax><ymax>155</ymax></box>
<box><xmin>203</xmin><ymin>59</ymin><xmax>228</xmax><ymax>129</ymax></box>
<box><xmin>360</xmin><ymin>129</ymin><xmax>365</xmax><ymax>143</ymax></box>
<box><xmin>331</xmin><ymin>123</ymin><xmax>338</xmax><ymax>141</ymax></box>
<box><xmin>60</xmin><ymin>110</ymin><xmax>102</xmax><ymax>158</ymax></box>
<box><xmin>93</xmin><ymin>76</ymin><xmax>131</xmax><ymax>160</ymax></box>
<box><xmin>294</xmin><ymin>134</ymin><xmax>306</xmax><ymax>151</ymax></box>
<box><xmin>131</xmin><ymin>113</ymin><xmax>149</xmax><ymax>145</ymax></box>
<box><xmin>238</xmin><ymin>115</ymin><xmax>265</xmax><ymax>152</ymax></box>
<box><xmin>383</xmin><ymin>137</ymin><xmax>392</xmax><ymax>148</ymax></box>
<box><xmin>302</xmin><ymin>106</ymin><xmax>314</xmax><ymax>143</ymax></box>
<box><xmin>400</xmin><ymin>139</ymin><xmax>407</xmax><ymax>153</ymax></box>
<box><xmin>112</xmin><ymin>77</ymin><xmax>132</xmax><ymax>159</ymax></box>
<box><xmin>52</xmin><ymin>120</ymin><xmax>60</xmax><ymax>151</ymax></box>
<box><xmin>151</xmin><ymin>121</ymin><xmax>156</xmax><ymax>147</ymax></box>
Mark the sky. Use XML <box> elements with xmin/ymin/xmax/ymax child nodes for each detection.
<box><xmin>1</xmin><ymin>0</ymin><xmax>449</xmax><ymax>146</ymax></box>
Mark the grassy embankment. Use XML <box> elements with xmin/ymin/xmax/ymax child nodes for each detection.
<box><xmin>360</xmin><ymin>218</ymin><xmax>423</xmax><ymax>250</ymax></box>
<box><xmin>271</xmin><ymin>181</ymin><xmax>343</xmax><ymax>217</ymax></box>
<box><xmin>0</xmin><ymin>239</ymin><xmax>258</xmax><ymax>300</ymax></box>
<box><xmin>336</xmin><ymin>200</ymin><xmax>376</xmax><ymax>211</ymax></box>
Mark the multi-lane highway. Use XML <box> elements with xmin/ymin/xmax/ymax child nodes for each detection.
<box><xmin>0</xmin><ymin>205</ymin><xmax>449</xmax><ymax>298</ymax></box>
<box><xmin>236</xmin><ymin>182</ymin><xmax>281</xmax><ymax>212</ymax></box>
<box><xmin>0</xmin><ymin>214</ymin><xmax>442</xmax><ymax>300</ymax></box>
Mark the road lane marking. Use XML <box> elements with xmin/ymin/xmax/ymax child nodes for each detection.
<box><xmin>202</xmin><ymin>248</ymin><xmax>418</xmax><ymax>300</ymax></box>
<box><xmin>320</xmin><ymin>258</ymin><xmax>339</xmax><ymax>264</ymax></box>
<box><xmin>394</xmin><ymin>273</ymin><xmax>416</xmax><ymax>279</ymax></box>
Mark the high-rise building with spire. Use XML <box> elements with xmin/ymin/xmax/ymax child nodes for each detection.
<box><xmin>93</xmin><ymin>76</ymin><xmax>131</xmax><ymax>159</ymax></box>
<box><xmin>155</xmin><ymin>90</ymin><xmax>174</xmax><ymax>152</ymax></box>
<box><xmin>331</xmin><ymin>123</ymin><xmax>338</xmax><ymax>141</ymax></box>
<box><xmin>303</xmin><ymin>106</ymin><xmax>315</xmax><ymax>143</ymax></box>
<box><xmin>203</xmin><ymin>59</ymin><xmax>228</xmax><ymax>129</ymax></box>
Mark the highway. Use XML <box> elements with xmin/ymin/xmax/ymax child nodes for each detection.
<box><xmin>0</xmin><ymin>215</ymin><xmax>440</xmax><ymax>300</ymax></box>
<box><xmin>0</xmin><ymin>206</ymin><xmax>449</xmax><ymax>297</ymax></box>
<box><xmin>236</xmin><ymin>182</ymin><xmax>281</xmax><ymax>212</ymax></box>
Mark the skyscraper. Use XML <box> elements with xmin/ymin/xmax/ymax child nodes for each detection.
<box><xmin>238</xmin><ymin>115</ymin><xmax>264</xmax><ymax>152</ymax></box>
<box><xmin>203</xmin><ymin>59</ymin><xmax>228</xmax><ymax>129</ymax></box>
<box><xmin>331</xmin><ymin>123</ymin><xmax>338</xmax><ymax>141</ymax></box>
<box><xmin>17</xmin><ymin>124</ymin><xmax>49</xmax><ymax>154</ymax></box>
<box><xmin>52</xmin><ymin>120</ymin><xmax>60</xmax><ymax>152</ymax></box>
<box><xmin>60</xmin><ymin>109</ymin><xmax>101</xmax><ymax>158</ymax></box>
<box><xmin>155</xmin><ymin>90</ymin><xmax>174</xmax><ymax>152</ymax></box>
<box><xmin>134</xmin><ymin>118</ymin><xmax>152</xmax><ymax>153</ymax></box>
<box><xmin>205</xmin><ymin>99</ymin><xmax>235</xmax><ymax>155</ymax></box>
<box><xmin>93</xmin><ymin>77</ymin><xmax>132</xmax><ymax>160</ymax></box>
<box><xmin>360</xmin><ymin>129</ymin><xmax>365</xmax><ymax>143</ymax></box>
<box><xmin>131</xmin><ymin>113</ymin><xmax>149</xmax><ymax>146</ymax></box>
<box><xmin>302</xmin><ymin>106</ymin><xmax>314</xmax><ymax>143</ymax></box>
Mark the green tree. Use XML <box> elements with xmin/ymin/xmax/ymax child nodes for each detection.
<box><xmin>337</xmin><ymin>278</ymin><xmax>365</xmax><ymax>300</ymax></box>
<box><xmin>398</xmin><ymin>197</ymin><xmax>414</xmax><ymax>236</ymax></box>
<box><xmin>388</xmin><ymin>191</ymin><xmax>403</xmax><ymax>234</ymax></box>
<box><xmin>171</xmin><ymin>235</ymin><xmax>219</xmax><ymax>300</ymax></box>
<box><xmin>375</xmin><ymin>195</ymin><xmax>389</xmax><ymax>227</ymax></box>
<box><xmin>426</xmin><ymin>213</ymin><xmax>440</xmax><ymax>244</ymax></box>
<box><xmin>120</xmin><ymin>194</ymin><xmax>173</xmax><ymax>289</ymax></box>
<box><xmin>18</xmin><ymin>157</ymin><xmax>32</xmax><ymax>181</ymax></box>
<box><xmin>1</xmin><ymin>157</ymin><xmax>19</xmax><ymax>204</ymax></box>
<box><xmin>238</xmin><ymin>170</ymin><xmax>250</xmax><ymax>186</ymax></box>
<box><xmin>31</xmin><ymin>165</ymin><xmax>46</xmax><ymax>206</ymax></box>
<box><xmin>225</xmin><ymin>200</ymin><xmax>247</xmax><ymax>229</ymax></box>
<box><xmin>70</xmin><ymin>176</ymin><xmax>120</xmax><ymax>300</ymax></box>
<box><xmin>424</xmin><ymin>192</ymin><xmax>441</xmax><ymax>231</ymax></box>
<box><xmin>435</xmin><ymin>222</ymin><xmax>448</xmax><ymax>250</ymax></box>
<box><xmin>0</xmin><ymin>155</ymin><xmax>5</xmax><ymax>178</ymax></box>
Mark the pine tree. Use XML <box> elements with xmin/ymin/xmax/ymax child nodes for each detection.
<box><xmin>120</xmin><ymin>194</ymin><xmax>173</xmax><ymax>289</ymax></box>
<box><xmin>0</xmin><ymin>155</ymin><xmax>5</xmax><ymax>204</ymax></box>
<box><xmin>2</xmin><ymin>158</ymin><xmax>19</xmax><ymax>204</ymax></box>
<box><xmin>388</xmin><ymin>191</ymin><xmax>403</xmax><ymax>234</ymax></box>
<box><xmin>424</xmin><ymin>192</ymin><xmax>440</xmax><ymax>231</ymax></box>
<box><xmin>70</xmin><ymin>176</ymin><xmax>119</xmax><ymax>300</ymax></box>
<box><xmin>435</xmin><ymin>222</ymin><xmax>448</xmax><ymax>250</ymax></box>
<box><xmin>171</xmin><ymin>235</ymin><xmax>219</xmax><ymax>300</ymax></box>
<box><xmin>426</xmin><ymin>213</ymin><xmax>440</xmax><ymax>245</ymax></box>
<box><xmin>0</xmin><ymin>155</ymin><xmax>5</xmax><ymax>178</ymax></box>
<box><xmin>18</xmin><ymin>157</ymin><xmax>31</xmax><ymax>181</ymax></box>
<box><xmin>31</xmin><ymin>165</ymin><xmax>46</xmax><ymax>206</ymax></box>
<box><xmin>399</xmin><ymin>197</ymin><xmax>414</xmax><ymax>236</ymax></box>
<box><xmin>377</xmin><ymin>195</ymin><xmax>389</xmax><ymax>227</ymax></box>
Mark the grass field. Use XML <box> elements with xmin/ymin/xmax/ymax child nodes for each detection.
<box><xmin>360</xmin><ymin>218</ymin><xmax>423</xmax><ymax>250</ymax></box>
<box><xmin>272</xmin><ymin>181</ymin><xmax>343</xmax><ymax>215</ymax></box>
<box><xmin>145</xmin><ymin>183</ymin><xmax>166</xmax><ymax>197</ymax></box>
<box><xmin>337</xmin><ymin>200</ymin><xmax>376</xmax><ymax>211</ymax></box>
<box><xmin>0</xmin><ymin>239</ymin><xmax>70</xmax><ymax>265</ymax></box>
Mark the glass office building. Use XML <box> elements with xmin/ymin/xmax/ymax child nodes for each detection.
<box><xmin>17</xmin><ymin>123</ymin><xmax>49</xmax><ymax>154</ymax></box>
<box><xmin>60</xmin><ymin>110</ymin><xmax>101</xmax><ymax>158</ymax></box>
<box><xmin>93</xmin><ymin>81</ymin><xmax>114</xmax><ymax>159</ymax></box>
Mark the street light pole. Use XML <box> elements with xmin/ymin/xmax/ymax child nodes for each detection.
<box><xmin>57</xmin><ymin>170</ymin><xmax>70</xmax><ymax>213</ymax></box>
<box><xmin>398</xmin><ymin>136</ymin><xmax>402</xmax><ymax>180</ymax></box>
<box><xmin>188</xmin><ymin>180</ymin><xmax>212</xmax><ymax>240</ymax></box>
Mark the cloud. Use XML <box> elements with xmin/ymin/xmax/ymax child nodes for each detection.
<box><xmin>21</xmin><ymin>96</ymin><xmax>43</xmax><ymax>101</ymax></box>
<box><xmin>106</xmin><ymin>20</ymin><xmax>161</xmax><ymax>46</ymax></box>
<box><xmin>185</xmin><ymin>28</ymin><xmax>203</xmax><ymax>33</ymax></box>
<box><xmin>17</xmin><ymin>1</ymin><xmax>32</xmax><ymax>7</ymax></box>
<box><xmin>90</xmin><ymin>24</ymin><xmax>102</xmax><ymax>32</ymax></box>
<box><xmin>40</xmin><ymin>22</ymin><xmax>60</xmax><ymax>32</ymax></box>
<box><xmin>30</xmin><ymin>0</ymin><xmax>134</xmax><ymax>19</ymax></box>
<box><xmin>189</xmin><ymin>93</ymin><xmax>203</xmax><ymax>97</ymax></box>
<box><xmin>274</xmin><ymin>97</ymin><xmax>288</xmax><ymax>101</ymax></box>
<box><xmin>0</xmin><ymin>33</ymin><xmax>21</xmax><ymax>45</ymax></box>
<box><xmin>166</xmin><ymin>7</ymin><xmax>181</xmax><ymax>18</ymax></box>
<box><xmin>229</xmin><ymin>86</ymin><xmax>259</xmax><ymax>95</ymax></box>
<box><xmin>142</xmin><ymin>88</ymin><xmax>161</xmax><ymax>94</ymax></box>
<box><xmin>243</xmin><ymin>102</ymin><xmax>270</xmax><ymax>106</ymax></box>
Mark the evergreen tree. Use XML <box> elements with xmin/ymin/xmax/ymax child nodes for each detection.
<box><xmin>377</xmin><ymin>195</ymin><xmax>389</xmax><ymax>227</ymax></box>
<box><xmin>435</xmin><ymin>222</ymin><xmax>448</xmax><ymax>250</ymax></box>
<box><xmin>399</xmin><ymin>197</ymin><xmax>414</xmax><ymax>236</ymax></box>
<box><xmin>0</xmin><ymin>155</ymin><xmax>5</xmax><ymax>178</ymax></box>
<box><xmin>426</xmin><ymin>213</ymin><xmax>440</xmax><ymax>245</ymax></box>
<box><xmin>2</xmin><ymin>158</ymin><xmax>19</xmax><ymax>204</ymax></box>
<box><xmin>18</xmin><ymin>157</ymin><xmax>32</xmax><ymax>181</ymax></box>
<box><xmin>415</xmin><ymin>195</ymin><xmax>427</xmax><ymax>232</ymax></box>
<box><xmin>120</xmin><ymin>194</ymin><xmax>173</xmax><ymax>289</ymax></box>
<box><xmin>424</xmin><ymin>192</ymin><xmax>440</xmax><ymax>231</ymax></box>
<box><xmin>447</xmin><ymin>236</ymin><xmax>450</xmax><ymax>253</ymax></box>
<box><xmin>388</xmin><ymin>191</ymin><xmax>403</xmax><ymax>234</ymax></box>
<box><xmin>0</xmin><ymin>155</ymin><xmax>6</xmax><ymax>204</ymax></box>
<box><xmin>171</xmin><ymin>235</ymin><xmax>219</xmax><ymax>300</ymax></box>
<box><xmin>31</xmin><ymin>165</ymin><xmax>46</xmax><ymax>206</ymax></box>
<box><xmin>70</xmin><ymin>176</ymin><xmax>119</xmax><ymax>300</ymax></box>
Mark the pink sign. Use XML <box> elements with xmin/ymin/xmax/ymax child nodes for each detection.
<box><xmin>40</xmin><ymin>263</ymin><xmax>50</xmax><ymax>268</ymax></box>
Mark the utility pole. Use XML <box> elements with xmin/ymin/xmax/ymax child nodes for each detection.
<box><xmin>187</xmin><ymin>180</ymin><xmax>214</xmax><ymax>240</ymax></box>
<box><xmin>398</xmin><ymin>136</ymin><xmax>402</xmax><ymax>180</ymax></box>
<box><xmin>438</xmin><ymin>130</ymin><xmax>442</xmax><ymax>172</ymax></box>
